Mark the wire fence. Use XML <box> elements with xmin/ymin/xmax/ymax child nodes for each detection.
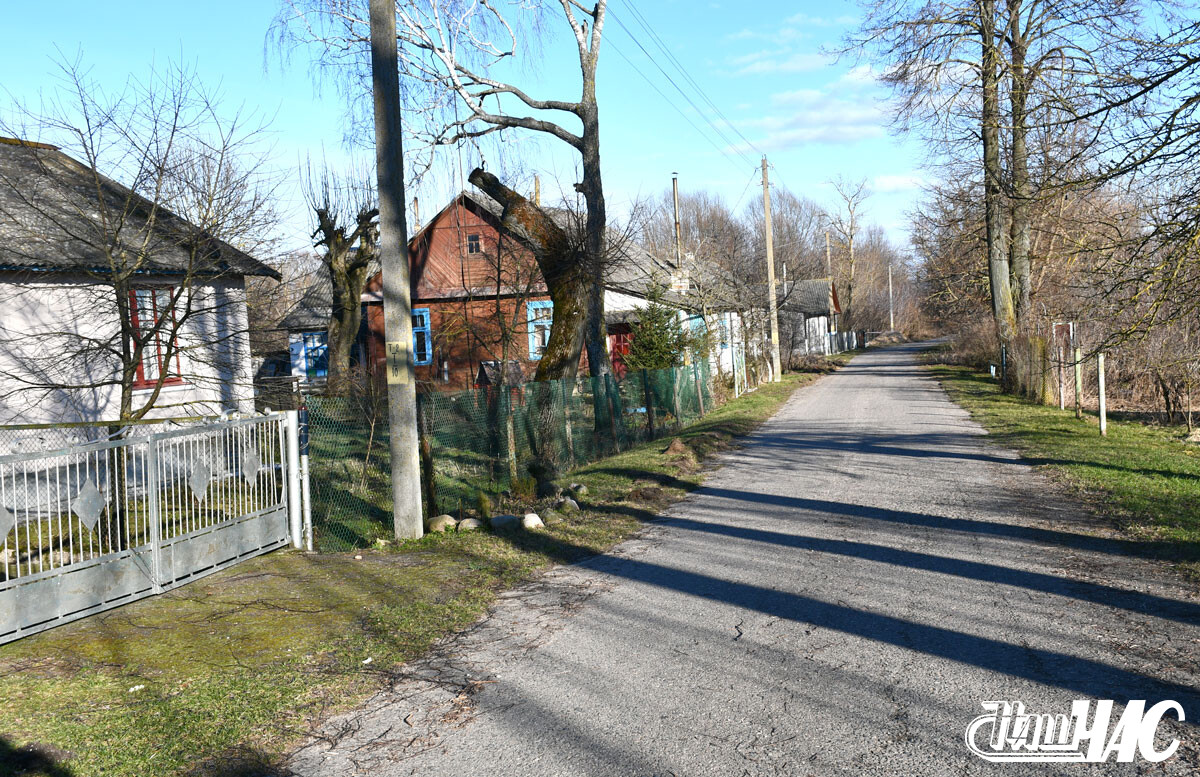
<box><xmin>305</xmin><ymin>361</ymin><xmax>715</xmax><ymax>552</ymax></box>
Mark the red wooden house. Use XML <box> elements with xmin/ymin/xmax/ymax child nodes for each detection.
<box><xmin>359</xmin><ymin>189</ymin><xmax>686</xmax><ymax>391</ymax></box>
<box><xmin>360</xmin><ymin>191</ymin><xmax>556</xmax><ymax>390</ymax></box>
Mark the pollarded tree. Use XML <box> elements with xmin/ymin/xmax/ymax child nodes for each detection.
<box><xmin>302</xmin><ymin>164</ymin><xmax>379</xmax><ymax>389</ymax></box>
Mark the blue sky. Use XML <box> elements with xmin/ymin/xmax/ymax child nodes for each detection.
<box><xmin>0</xmin><ymin>1</ymin><xmax>927</xmax><ymax>251</ymax></box>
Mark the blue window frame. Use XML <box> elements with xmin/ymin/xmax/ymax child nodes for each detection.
<box><xmin>527</xmin><ymin>300</ymin><xmax>553</xmax><ymax>360</ymax></box>
<box><xmin>412</xmin><ymin>308</ymin><xmax>433</xmax><ymax>366</ymax></box>
<box><xmin>302</xmin><ymin>331</ymin><xmax>328</xmax><ymax>379</ymax></box>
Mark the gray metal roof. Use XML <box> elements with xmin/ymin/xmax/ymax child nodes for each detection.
<box><xmin>0</xmin><ymin>138</ymin><xmax>279</xmax><ymax>279</ymax></box>
<box><xmin>781</xmin><ymin>279</ymin><xmax>838</xmax><ymax>317</ymax></box>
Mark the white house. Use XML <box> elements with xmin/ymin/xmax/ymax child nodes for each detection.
<box><xmin>0</xmin><ymin>138</ymin><xmax>280</xmax><ymax>425</ymax></box>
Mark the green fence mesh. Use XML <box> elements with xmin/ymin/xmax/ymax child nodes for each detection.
<box><xmin>304</xmin><ymin>361</ymin><xmax>714</xmax><ymax>552</ymax></box>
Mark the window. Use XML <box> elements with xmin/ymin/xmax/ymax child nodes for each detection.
<box><xmin>128</xmin><ymin>287</ymin><xmax>182</xmax><ymax>388</ymax></box>
<box><xmin>412</xmin><ymin>308</ymin><xmax>433</xmax><ymax>366</ymax></box>
<box><xmin>527</xmin><ymin>300</ymin><xmax>553</xmax><ymax>360</ymax></box>
<box><xmin>466</xmin><ymin>233</ymin><xmax>481</xmax><ymax>254</ymax></box>
<box><xmin>302</xmin><ymin>332</ymin><xmax>328</xmax><ymax>379</ymax></box>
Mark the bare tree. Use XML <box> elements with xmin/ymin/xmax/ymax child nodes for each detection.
<box><xmin>851</xmin><ymin>0</ymin><xmax>1141</xmax><ymax>347</ymax></box>
<box><xmin>277</xmin><ymin>0</ymin><xmax>615</xmax><ymax>379</ymax></box>
<box><xmin>302</xmin><ymin>163</ymin><xmax>379</xmax><ymax>388</ymax></box>
<box><xmin>0</xmin><ymin>59</ymin><xmax>280</xmax><ymax>424</ymax></box>
<box><xmin>827</xmin><ymin>177</ymin><xmax>870</xmax><ymax>326</ymax></box>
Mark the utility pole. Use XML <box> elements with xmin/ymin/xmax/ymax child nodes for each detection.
<box><xmin>762</xmin><ymin>157</ymin><xmax>781</xmax><ymax>381</ymax></box>
<box><xmin>671</xmin><ymin>172</ymin><xmax>683</xmax><ymax>270</ymax></box>
<box><xmin>534</xmin><ymin>174</ymin><xmax>541</xmax><ymax>206</ymax></box>
<box><xmin>824</xmin><ymin>230</ymin><xmax>833</xmax><ymax>278</ymax></box>
<box><xmin>824</xmin><ymin>230</ymin><xmax>835</xmax><ymax>334</ymax></box>
<box><xmin>369</xmin><ymin>0</ymin><xmax>423</xmax><ymax>538</ymax></box>
<box><xmin>887</xmin><ymin>263</ymin><xmax>894</xmax><ymax>331</ymax></box>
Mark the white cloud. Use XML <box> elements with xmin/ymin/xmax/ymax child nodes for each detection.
<box><xmin>751</xmin><ymin>124</ymin><xmax>886</xmax><ymax>152</ymax></box>
<box><xmin>784</xmin><ymin>13</ymin><xmax>859</xmax><ymax>27</ymax></box>
<box><xmin>836</xmin><ymin>64</ymin><xmax>879</xmax><ymax>87</ymax></box>
<box><xmin>728</xmin><ymin>76</ymin><xmax>893</xmax><ymax>152</ymax></box>
<box><xmin>872</xmin><ymin>174</ymin><xmax>926</xmax><ymax>193</ymax></box>
<box><xmin>732</xmin><ymin>51</ymin><xmax>833</xmax><ymax>76</ymax></box>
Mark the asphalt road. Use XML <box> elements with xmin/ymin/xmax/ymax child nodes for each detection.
<box><xmin>290</xmin><ymin>343</ymin><xmax>1200</xmax><ymax>776</ymax></box>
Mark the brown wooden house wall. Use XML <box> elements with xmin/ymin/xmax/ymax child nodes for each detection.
<box><xmin>362</xmin><ymin>195</ymin><xmax>553</xmax><ymax>391</ymax></box>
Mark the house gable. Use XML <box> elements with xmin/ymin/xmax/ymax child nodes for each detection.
<box><xmin>365</xmin><ymin>193</ymin><xmax>544</xmax><ymax>303</ymax></box>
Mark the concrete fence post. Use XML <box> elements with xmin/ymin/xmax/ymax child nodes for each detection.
<box><xmin>1098</xmin><ymin>353</ymin><xmax>1108</xmax><ymax>437</ymax></box>
<box><xmin>1058</xmin><ymin>345</ymin><xmax>1065</xmax><ymax>410</ymax></box>
<box><xmin>284</xmin><ymin>410</ymin><xmax>303</xmax><ymax>548</ymax></box>
<box><xmin>298</xmin><ymin>403</ymin><xmax>313</xmax><ymax>552</ymax></box>
<box><xmin>146</xmin><ymin>437</ymin><xmax>164</xmax><ymax>593</ymax></box>
<box><xmin>1074</xmin><ymin>346</ymin><xmax>1083</xmax><ymax>420</ymax></box>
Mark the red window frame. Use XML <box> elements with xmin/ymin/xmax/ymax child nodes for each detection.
<box><xmin>128</xmin><ymin>287</ymin><xmax>184</xmax><ymax>389</ymax></box>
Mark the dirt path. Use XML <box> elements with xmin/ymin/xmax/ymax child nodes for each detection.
<box><xmin>290</xmin><ymin>343</ymin><xmax>1200</xmax><ymax>776</ymax></box>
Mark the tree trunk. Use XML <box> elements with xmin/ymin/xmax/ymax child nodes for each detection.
<box><xmin>1007</xmin><ymin>0</ymin><xmax>1033</xmax><ymax>329</ymax></box>
<box><xmin>327</xmin><ymin>262</ymin><xmax>370</xmax><ymax>389</ymax></box>
<box><xmin>580</xmin><ymin>101</ymin><xmax>611</xmax><ymax>379</ymax></box>
<box><xmin>467</xmin><ymin>168</ymin><xmax>589</xmax><ymax>383</ymax></box>
<box><xmin>981</xmin><ymin>0</ymin><xmax>1016</xmax><ymax>355</ymax></box>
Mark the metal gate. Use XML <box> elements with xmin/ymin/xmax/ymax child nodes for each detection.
<box><xmin>0</xmin><ymin>412</ymin><xmax>302</xmax><ymax>644</ymax></box>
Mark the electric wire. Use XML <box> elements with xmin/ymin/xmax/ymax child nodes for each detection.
<box><xmin>607</xmin><ymin>8</ymin><xmax>758</xmax><ymax>170</ymax></box>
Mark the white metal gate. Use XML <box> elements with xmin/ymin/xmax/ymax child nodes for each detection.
<box><xmin>0</xmin><ymin>413</ymin><xmax>302</xmax><ymax>644</ymax></box>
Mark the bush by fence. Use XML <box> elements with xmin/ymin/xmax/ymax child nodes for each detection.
<box><xmin>305</xmin><ymin>361</ymin><xmax>714</xmax><ymax>551</ymax></box>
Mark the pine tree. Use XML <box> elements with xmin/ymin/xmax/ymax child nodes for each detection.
<box><xmin>625</xmin><ymin>287</ymin><xmax>698</xmax><ymax>371</ymax></box>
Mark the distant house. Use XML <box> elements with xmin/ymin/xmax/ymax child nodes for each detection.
<box><xmin>780</xmin><ymin>278</ymin><xmax>842</xmax><ymax>356</ymax></box>
<box><xmin>359</xmin><ymin>189</ymin><xmax>683</xmax><ymax>390</ymax></box>
<box><xmin>269</xmin><ymin>256</ymin><xmax>377</xmax><ymax>388</ymax></box>
<box><xmin>0</xmin><ymin>137</ymin><xmax>280</xmax><ymax>425</ymax></box>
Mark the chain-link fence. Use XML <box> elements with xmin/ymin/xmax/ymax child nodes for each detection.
<box><xmin>305</xmin><ymin>361</ymin><xmax>714</xmax><ymax>552</ymax></box>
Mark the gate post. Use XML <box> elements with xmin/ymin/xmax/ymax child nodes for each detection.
<box><xmin>284</xmin><ymin>411</ymin><xmax>303</xmax><ymax>548</ymax></box>
<box><xmin>146</xmin><ymin>438</ymin><xmax>164</xmax><ymax>593</ymax></box>
<box><xmin>298</xmin><ymin>403</ymin><xmax>313</xmax><ymax>552</ymax></box>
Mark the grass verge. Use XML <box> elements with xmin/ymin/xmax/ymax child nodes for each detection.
<box><xmin>0</xmin><ymin>356</ymin><xmax>851</xmax><ymax>777</ymax></box>
<box><xmin>929</xmin><ymin>364</ymin><xmax>1200</xmax><ymax>577</ymax></box>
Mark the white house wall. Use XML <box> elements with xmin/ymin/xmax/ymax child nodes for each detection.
<box><xmin>603</xmin><ymin>289</ymin><xmax>648</xmax><ymax>314</ymax></box>
<box><xmin>0</xmin><ymin>272</ymin><xmax>255</xmax><ymax>424</ymax></box>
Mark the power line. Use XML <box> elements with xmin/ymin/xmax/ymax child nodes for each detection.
<box><xmin>730</xmin><ymin>167</ymin><xmax>760</xmax><ymax>213</ymax></box>
<box><xmin>606</xmin><ymin>38</ymin><xmax>753</xmax><ymax>175</ymax></box>
<box><xmin>607</xmin><ymin>8</ymin><xmax>757</xmax><ymax>170</ymax></box>
<box><xmin>618</xmin><ymin>1</ymin><xmax>765</xmax><ymax>159</ymax></box>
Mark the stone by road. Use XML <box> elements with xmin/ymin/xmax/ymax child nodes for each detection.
<box><xmin>290</xmin><ymin>343</ymin><xmax>1200</xmax><ymax>776</ymax></box>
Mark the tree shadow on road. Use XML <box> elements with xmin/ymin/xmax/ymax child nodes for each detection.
<box><xmin>594</xmin><ymin>467</ymin><xmax>1198</xmax><ymax>568</ymax></box>
<box><xmin>491</xmin><ymin>523</ymin><xmax>1200</xmax><ymax>719</ymax></box>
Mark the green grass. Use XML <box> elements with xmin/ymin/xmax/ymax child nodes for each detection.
<box><xmin>930</xmin><ymin>364</ymin><xmax>1200</xmax><ymax>576</ymax></box>
<box><xmin>0</xmin><ymin>358</ymin><xmax>849</xmax><ymax>777</ymax></box>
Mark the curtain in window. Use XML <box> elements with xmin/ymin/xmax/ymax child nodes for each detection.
<box><xmin>412</xmin><ymin>308</ymin><xmax>433</xmax><ymax>365</ymax></box>
<box><xmin>527</xmin><ymin>300</ymin><xmax>553</xmax><ymax>360</ymax></box>
<box><xmin>129</xmin><ymin>287</ymin><xmax>181</xmax><ymax>387</ymax></box>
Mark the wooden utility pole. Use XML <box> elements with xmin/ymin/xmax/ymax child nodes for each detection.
<box><xmin>369</xmin><ymin>0</ymin><xmax>423</xmax><ymax>538</ymax></box>
<box><xmin>761</xmin><ymin>157</ymin><xmax>781</xmax><ymax>381</ymax></box>
<box><xmin>887</xmin><ymin>263</ymin><xmax>894</xmax><ymax>331</ymax></box>
<box><xmin>533</xmin><ymin>174</ymin><xmax>541</xmax><ymax>206</ymax></box>
<box><xmin>824</xmin><ymin>230</ymin><xmax>835</xmax><ymax>334</ymax></box>
<box><xmin>671</xmin><ymin>172</ymin><xmax>683</xmax><ymax>270</ymax></box>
